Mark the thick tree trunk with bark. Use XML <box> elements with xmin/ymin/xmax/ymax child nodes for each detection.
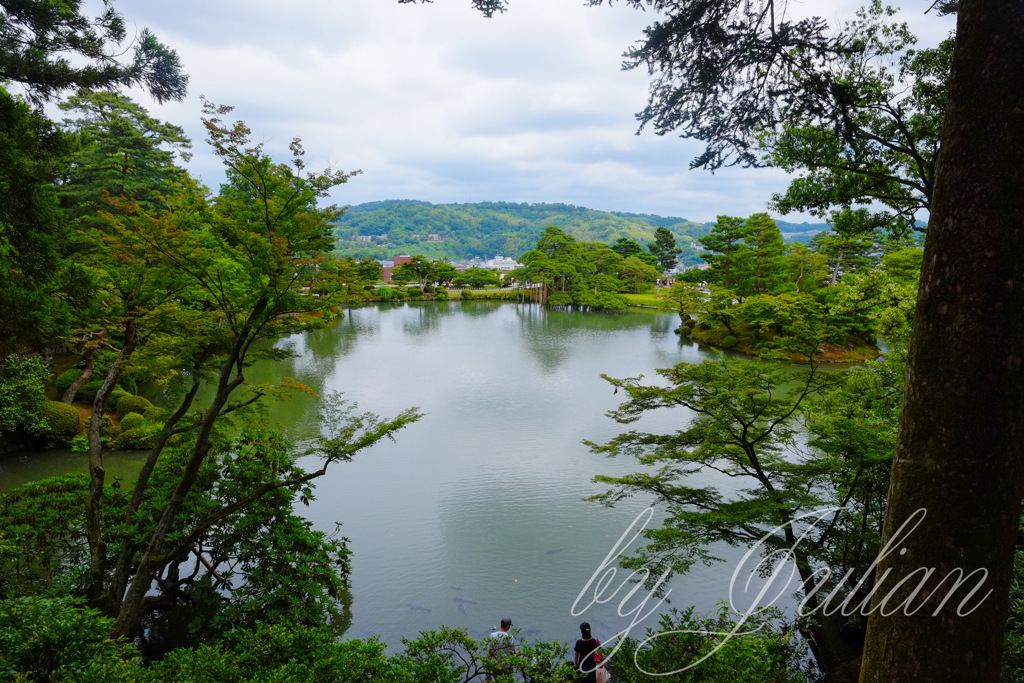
<box><xmin>860</xmin><ymin>2</ymin><xmax>1024</xmax><ymax>680</ymax></box>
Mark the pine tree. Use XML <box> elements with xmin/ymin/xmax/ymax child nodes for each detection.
<box><xmin>698</xmin><ymin>216</ymin><xmax>750</xmax><ymax>291</ymax></box>
<box><xmin>743</xmin><ymin>213</ymin><xmax>787</xmax><ymax>295</ymax></box>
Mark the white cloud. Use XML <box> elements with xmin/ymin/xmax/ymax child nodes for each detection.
<box><xmin>108</xmin><ymin>0</ymin><xmax>954</xmax><ymax>222</ymax></box>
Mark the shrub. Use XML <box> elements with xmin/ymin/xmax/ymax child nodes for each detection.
<box><xmin>117</xmin><ymin>422</ymin><xmax>161</xmax><ymax>449</ymax></box>
<box><xmin>0</xmin><ymin>356</ymin><xmax>48</xmax><ymax>434</ymax></box>
<box><xmin>461</xmin><ymin>290</ymin><xmax>474</xmax><ymax>300</ymax></box>
<box><xmin>55</xmin><ymin>369</ymin><xmax>85</xmax><ymax>397</ymax></box>
<box><xmin>0</xmin><ymin>596</ymin><xmax>142</xmax><ymax>682</ymax></box>
<box><xmin>101</xmin><ymin>414</ymin><xmax>115</xmax><ymax>437</ymax></box>
<box><xmin>119</xmin><ymin>412</ymin><xmax>145</xmax><ymax>433</ymax></box>
<box><xmin>436</xmin><ymin>290</ymin><xmax>448</xmax><ymax>300</ymax></box>
<box><xmin>143</xmin><ymin>406</ymin><xmax>166</xmax><ymax>422</ymax></box>
<box><xmin>39</xmin><ymin>401</ymin><xmax>81</xmax><ymax>441</ymax></box>
<box><xmin>423</xmin><ymin>284</ymin><xmax>435</xmax><ymax>293</ymax></box>
<box><xmin>406</xmin><ymin>287</ymin><xmax>424</xmax><ymax>298</ymax></box>
<box><xmin>115</xmin><ymin>394</ymin><xmax>152</xmax><ymax>417</ymax></box>
<box><xmin>363</xmin><ymin>284</ymin><xmax>376</xmax><ymax>291</ymax></box>
<box><xmin>722</xmin><ymin>336</ymin><xmax>739</xmax><ymax>348</ymax></box>
<box><xmin>110</xmin><ymin>388</ymin><xmax>130</xmax><ymax>403</ymax></box>
<box><xmin>77</xmin><ymin>378</ymin><xmax>104</xmax><ymax>403</ymax></box>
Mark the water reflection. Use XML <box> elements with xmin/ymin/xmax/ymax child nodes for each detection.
<box><xmin>1</xmin><ymin>303</ymin><xmax>774</xmax><ymax>648</ymax></box>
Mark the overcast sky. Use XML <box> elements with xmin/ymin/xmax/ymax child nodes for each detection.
<box><xmin>109</xmin><ymin>0</ymin><xmax>954</xmax><ymax>223</ymax></box>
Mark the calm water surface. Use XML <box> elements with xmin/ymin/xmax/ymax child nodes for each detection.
<box><xmin>1</xmin><ymin>302</ymin><xmax>779</xmax><ymax>648</ymax></box>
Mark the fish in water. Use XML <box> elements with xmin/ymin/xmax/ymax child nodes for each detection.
<box><xmin>407</xmin><ymin>604</ymin><xmax>431</xmax><ymax>612</ymax></box>
<box><xmin>450</xmin><ymin>586</ymin><xmax>467</xmax><ymax>591</ymax></box>
<box><xmin>544</xmin><ymin>549</ymin><xmax>562</xmax><ymax>556</ymax></box>
<box><xmin>521</xmin><ymin>628</ymin><xmax>542</xmax><ymax>636</ymax></box>
<box><xmin>452</xmin><ymin>597</ymin><xmax>477</xmax><ymax>605</ymax></box>
<box><xmin>458</xmin><ymin>603</ymin><xmax>468</xmax><ymax>614</ymax></box>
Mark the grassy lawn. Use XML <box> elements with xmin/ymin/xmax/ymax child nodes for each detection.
<box><xmin>622</xmin><ymin>292</ymin><xmax>664</xmax><ymax>307</ymax></box>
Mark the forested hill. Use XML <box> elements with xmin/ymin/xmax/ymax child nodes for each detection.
<box><xmin>332</xmin><ymin>200</ymin><xmax>718</xmax><ymax>264</ymax></box>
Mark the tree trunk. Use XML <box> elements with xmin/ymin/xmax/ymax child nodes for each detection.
<box><xmin>112</xmin><ymin>300</ymin><xmax>267</xmax><ymax>638</ymax></box>
<box><xmin>85</xmin><ymin>321</ymin><xmax>139</xmax><ymax>602</ymax></box>
<box><xmin>860</xmin><ymin>2</ymin><xmax>1024</xmax><ymax>680</ymax></box>
<box><xmin>62</xmin><ymin>341</ymin><xmax>98</xmax><ymax>404</ymax></box>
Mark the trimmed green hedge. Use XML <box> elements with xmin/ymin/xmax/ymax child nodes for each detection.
<box><xmin>39</xmin><ymin>401</ymin><xmax>81</xmax><ymax>441</ymax></box>
<box><xmin>117</xmin><ymin>422</ymin><xmax>161</xmax><ymax>449</ymax></box>
<box><xmin>55</xmin><ymin>369</ymin><xmax>84</xmax><ymax>397</ymax></box>
<box><xmin>119</xmin><ymin>412</ymin><xmax>145</xmax><ymax>433</ymax></box>
<box><xmin>77</xmin><ymin>379</ymin><xmax>104</xmax><ymax>403</ymax></box>
<box><xmin>115</xmin><ymin>394</ymin><xmax>152</xmax><ymax>417</ymax></box>
<box><xmin>143</xmin><ymin>406</ymin><xmax>166</xmax><ymax>422</ymax></box>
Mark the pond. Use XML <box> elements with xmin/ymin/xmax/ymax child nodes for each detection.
<box><xmin>0</xmin><ymin>302</ymin><xmax>782</xmax><ymax>649</ymax></box>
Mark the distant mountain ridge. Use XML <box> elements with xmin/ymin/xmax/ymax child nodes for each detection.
<box><xmin>333</xmin><ymin>200</ymin><xmax>831</xmax><ymax>262</ymax></box>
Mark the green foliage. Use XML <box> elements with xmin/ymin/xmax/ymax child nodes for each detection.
<box><xmin>333</xmin><ymin>200</ymin><xmax>710</xmax><ymax>265</ymax></box>
<box><xmin>0</xmin><ymin>88</ymin><xmax>80</xmax><ymax>354</ymax></box>
<box><xmin>115</xmin><ymin>394</ymin><xmax>152</xmax><ymax>417</ymax></box>
<box><xmin>151</xmin><ymin>622</ymin><xmax>399</xmax><ymax>682</ymax></box>
<box><xmin>609</xmin><ymin>606</ymin><xmax>808</xmax><ymax>683</ymax></box>
<box><xmin>38</xmin><ymin>401</ymin><xmax>81</xmax><ymax>441</ymax></box>
<box><xmin>76</xmin><ymin>378</ymin><xmax>104</xmax><ymax>403</ymax></box>
<box><xmin>517</xmin><ymin>227</ymin><xmax>636</xmax><ymax>310</ymax></box>
<box><xmin>587</xmin><ymin>352</ymin><xmax>906</xmax><ymax>672</ymax></box>
<box><xmin>461</xmin><ymin>289</ymin><xmax>474</xmax><ymax>300</ymax></box>
<box><xmin>648</xmin><ymin>226</ymin><xmax>682</xmax><ymax>271</ymax></box>
<box><xmin>0</xmin><ymin>0</ymin><xmax>187</xmax><ymax>104</ymax></box>
<box><xmin>0</xmin><ymin>596</ymin><xmax>141</xmax><ymax>682</ymax></box>
<box><xmin>406</xmin><ymin>286</ymin><xmax>425</xmax><ymax>299</ymax></box>
<box><xmin>436</xmin><ymin>289</ymin><xmax>448</xmax><ymax>300</ymax></box>
<box><xmin>118</xmin><ymin>412</ymin><xmax>144</xmax><ymax>433</ymax></box>
<box><xmin>55</xmin><ymin>369</ymin><xmax>85</xmax><ymax>398</ymax></box>
<box><xmin>453</xmin><ymin>267</ymin><xmax>501</xmax><ymax>289</ymax></box>
<box><xmin>115</xmin><ymin>422</ymin><xmax>161</xmax><ymax>449</ymax></box>
<box><xmin>766</xmin><ymin>6</ymin><xmax>951</xmax><ymax>233</ymax></box>
<box><xmin>378</xmin><ymin>286</ymin><xmax>395</xmax><ymax>302</ymax></box>
<box><xmin>57</xmin><ymin>91</ymin><xmax>192</xmax><ymax>233</ymax></box>
<box><xmin>721</xmin><ymin>335</ymin><xmax>738</xmax><ymax>348</ymax></box>
<box><xmin>0</xmin><ymin>356</ymin><xmax>48</xmax><ymax>434</ymax></box>
<box><xmin>1002</xmin><ymin>541</ymin><xmax>1024</xmax><ymax>683</ymax></box>
<box><xmin>143</xmin><ymin>406</ymin><xmax>166</xmax><ymax>422</ymax></box>
<box><xmin>101</xmin><ymin>414</ymin><xmax>114</xmax><ymax>437</ymax></box>
<box><xmin>423</xmin><ymin>284</ymin><xmax>435</xmax><ymax>293</ymax></box>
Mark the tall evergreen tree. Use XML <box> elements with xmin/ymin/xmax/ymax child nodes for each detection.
<box><xmin>58</xmin><ymin>92</ymin><xmax>192</xmax><ymax>232</ymax></box>
<box><xmin>648</xmin><ymin>226</ymin><xmax>681</xmax><ymax>271</ymax></box>
<box><xmin>698</xmin><ymin>215</ymin><xmax>750</xmax><ymax>290</ymax></box>
<box><xmin>743</xmin><ymin>213</ymin><xmax>787</xmax><ymax>295</ymax></box>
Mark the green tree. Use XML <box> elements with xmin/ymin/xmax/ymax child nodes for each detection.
<box><xmin>0</xmin><ymin>88</ymin><xmax>81</xmax><ymax>354</ymax></box>
<box><xmin>611</xmin><ymin>236</ymin><xmax>660</xmax><ymax>268</ymax></box>
<box><xmin>698</xmin><ymin>216</ymin><xmax>750</xmax><ymax>291</ymax></box>
<box><xmin>0</xmin><ymin>0</ymin><xmax>187</xmax><ymax>104</ymax></box>
<box><xmin>648</xmin><ymin>226</ymin><xmax>681</xmax><ymax>271</ymax></box>
<box><xmin>765</xmin><ymin>5</ymin><xmax>951</xmax><ymax>233</ymax></box>
<box><xmin>58</xmin><ymin>91</ymin><xmax>192</xmax><ymax>233</ymax></box>
<box><xmin>742</xmin><ymin>213</ymin><xmax>787</xmax><ymax>295</ymax></box>
<box><xmin>585</xmin><ymin>352</ymin><xmax>903</xmax><ymax>674</ymax></box>
<box><xmin>428</xmin><ymin>259</ymin><xmax>458</xmax><ymax>284</ymax></box>
<box><xmin>617</xmin><ymin>255</ymin><xmax>661</xmax><ymax>293</ymax></box>
<box><xmin>0</xmin><ymin>356</ymin><xmax>48</xmax><ymax>435</ymax></box>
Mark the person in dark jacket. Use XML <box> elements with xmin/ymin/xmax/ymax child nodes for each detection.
<box><xmin>573</xmin><ymin>621</ymin><xmax>600</xmax><ymax>683</ymax></box>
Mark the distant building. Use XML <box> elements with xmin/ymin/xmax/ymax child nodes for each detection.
<box><xmin>394</xmin><ymin>255</ymin><xmax>412</xmax><ymax>266</ymax></box>
<box><xmin>484</xmin><ymin>256</ymin><xmax>523</xmax><ymax>271</ymax></box>
<box><xmin>353</xmin><ymin>235</ymin><xmax>372</xmax><ymax>242</ymax></box>
<box><xmin>426</xmin><ymin>234</ymin><xmax>443</xmax><ymax>241</ymax></box>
